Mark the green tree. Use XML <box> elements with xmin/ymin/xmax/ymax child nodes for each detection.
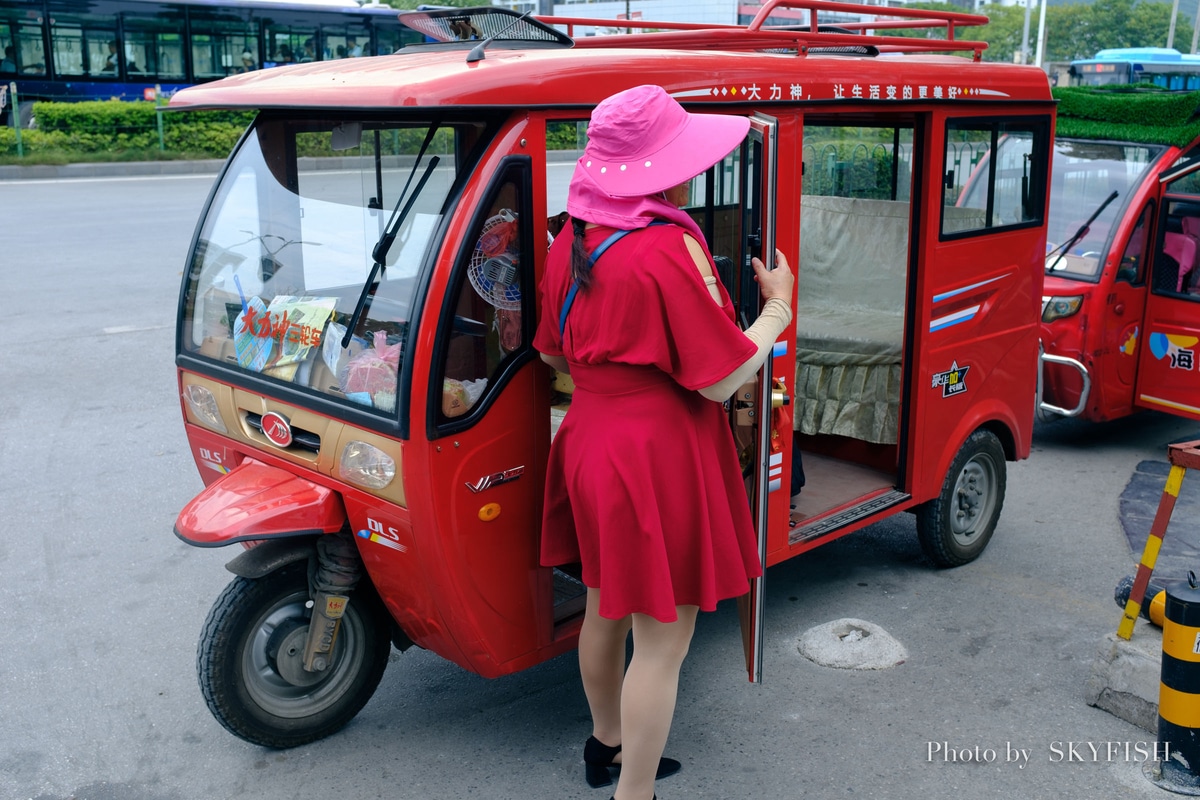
<box><xmin>1046</xmin><ymin>0</ymin><xmax>1185</xmax><ymax>62</ymax></box>
<box><xmin>885</xmin><ymin>0</ymin><xmax>1190</xmax><ymax>64</ymax></box>
<box><xmin>883</xmin><ymin>1</ymin><xmax>1027</xmax><ymax>62</ymax></box>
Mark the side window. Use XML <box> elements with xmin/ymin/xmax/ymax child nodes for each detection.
<box><xmin>123</xmin><ymin>15</ymin><xmax>185</xmax><ymax>80</ymax></box>
<box><xmin>190</xmin><ymin>20</ymin><xmax>259</xmax><ymax>78</ymax></box>
<box><xmin>49</xmin><ymin>15</ymin><xmax>116</xmax><ymax>77</ymax></box>
<box><xmin>1116</xmin><ymin>202</ymin><xmax>1153</xmax><ymax>285</ymax></box>
<box><xmin>435</xmin><ymin>162</ymin><xmax>531</xmax><ymax>424</ymax></box>
<box><xmin>943</xmin><ymin>117</ymin><xmax>1049</xmax><ymax>237</ymax></box>
<box><xmin>1154</xmin><ymin>196</ymin><xmax>1200</xmax><ymax>300</ymax></box>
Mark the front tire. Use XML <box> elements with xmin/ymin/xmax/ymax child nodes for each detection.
<box><xmin>197</xmin><ymin>563</ymin><xmax>390</xmax><ymax>748</ymax></box>
<box><xmin>915</xmin><ymin>429</ymin><xmax>1006</xmax><ymax>568</ymax></box>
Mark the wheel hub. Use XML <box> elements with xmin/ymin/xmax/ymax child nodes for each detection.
<box><xmin>952</xmin><ymin>463</ymin><xmax>988</xmax><ymax>536</ymax></box>
<box><xmin>266</xmin><ymin>618</ymin><xmax>325</xmax><ymax>687</ymax></box>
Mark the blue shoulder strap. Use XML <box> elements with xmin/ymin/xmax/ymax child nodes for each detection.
<box><xmin>558</xmin><ymin>222</ymin><xmax>666</xmax><ymax>336</ymax></box>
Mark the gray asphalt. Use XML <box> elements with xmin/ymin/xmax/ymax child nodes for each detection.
<box><xmin>2</xmin><ymin>167</ymin><xmax>1200</xmax><ymax>800</ymax></box>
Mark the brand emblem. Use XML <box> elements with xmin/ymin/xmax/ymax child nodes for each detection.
<box><xmin>931</xmin><ymin>361</ymin><xmax>970</xmax><ymax>398</ymax></box>
<box><xmin>261</xmin><ymin>411</ymin><xmax>294</xmax><ymax>447</ymax></box>
<box><xmin>466</xmin><ymin>466</ymin><xmax>525</xmax><ymax>493</ymax></box>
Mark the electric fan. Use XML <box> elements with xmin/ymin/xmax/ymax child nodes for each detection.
<box><xmin>467</xmin><ymin>210</ymin><xmax>522</xmax><ymax>310</ymax></box>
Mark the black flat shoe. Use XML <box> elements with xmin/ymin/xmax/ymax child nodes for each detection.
<box><xmin>585</xmin><ymin>736</ymin><xmax>680</xmax><ymax>788</ymax></box>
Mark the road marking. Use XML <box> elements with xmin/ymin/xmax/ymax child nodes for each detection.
<box><xmin>103</xmin><ymin>324</ymin><xmax>170</xmax><ymax>335</ymax></box>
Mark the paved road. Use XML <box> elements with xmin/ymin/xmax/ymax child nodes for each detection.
<box><xmin>2</xmin><ymin>172</ymin><xmax>1200</xmax><ymax>800</ymax></box>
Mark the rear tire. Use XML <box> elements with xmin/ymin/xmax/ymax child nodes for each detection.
<box><xmin>197</xmin><ymin>563</ymin><xmax>390</xmax><ymax>748</ymax></box>
<box><xmin>916</xmin><ymin>429</ymin><xmax>1006</xmax><ymax>568</ymax></box>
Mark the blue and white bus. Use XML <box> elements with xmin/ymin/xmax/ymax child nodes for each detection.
<box><xmin>1</xmin><ymin>0</ymin><xmax>418</xmax><ymax>119</ymax></box>
<box><xmin>1070</xmin><ymin>47</ymin><xmax>1200</xmax><ymax>91</ymax></box>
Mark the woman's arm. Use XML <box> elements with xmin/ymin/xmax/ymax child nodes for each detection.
<box><xmin>540</xmin><ymin>352</ymin><xmax>570</xmax><ymax>373</ymax></box>
<box><xmin>690</xmin><ymin>248</ymin><xmax>795</xmax><ymax>402</ymax></box>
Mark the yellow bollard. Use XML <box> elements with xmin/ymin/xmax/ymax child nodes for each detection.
<box><xmin>1146</xmin><ymin>572</ymin><xmax>1200</xmax><ymax>792</ymax></box>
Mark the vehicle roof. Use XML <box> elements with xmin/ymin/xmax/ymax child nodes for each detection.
<box><xmin>168</xmin><ymin>44</ymin><xmax>1055</xmax><ymax>113</ymax></box>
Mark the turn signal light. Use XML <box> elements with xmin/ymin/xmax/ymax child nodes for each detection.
<box><xmin>339</xmin><ymin>441</ymin><xmax>396</xmax><ymax>489</ymax></box>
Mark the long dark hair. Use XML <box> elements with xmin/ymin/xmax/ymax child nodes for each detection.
<box><xmin>569</xmin><ymin>217</ymin><xmax>593</xmax><ymax>291</ymax></box>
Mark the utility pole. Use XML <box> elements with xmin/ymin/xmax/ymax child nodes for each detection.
<box><xmin>1169</xmin><ymin>0</ymin><xmax>1181</xmax><ymax>49</ymax></box>
<box><xmin>1021</xmin><ymin>0</ymin><xmax>1032</xmax><ymax>64</ymax></box>
<box><xmin>1035</xmin><ymin>0</ymin><xmax>1047</xmax><ymax>68</ymax></box>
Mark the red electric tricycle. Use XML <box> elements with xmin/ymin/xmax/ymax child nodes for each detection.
<box><xmin>172</xmin><ymin>2</ymin><xmax>1055</xmax><ymax>747</ymax></box>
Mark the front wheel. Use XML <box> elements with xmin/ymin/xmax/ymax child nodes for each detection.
<box><xmin>197</xmin><ymin>563</ymin><xmax>391</xmax><ymax>748</ymax></box>
<box><xmin>915</xmin><ymin>429</ymin><xmax>1006</xmax><ymax>568</ymax></box>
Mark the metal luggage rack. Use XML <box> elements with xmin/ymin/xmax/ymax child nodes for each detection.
<box><xmin>397</xmin><ymin>0</ymin><xmax>990</xmax><ymax>60</ymax></box>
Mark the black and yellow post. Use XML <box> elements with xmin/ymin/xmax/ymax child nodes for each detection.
<box><xmin>1147</xmin><ymin>572</ymin><xmax>1200</xmax><ymax>792</ymax></box>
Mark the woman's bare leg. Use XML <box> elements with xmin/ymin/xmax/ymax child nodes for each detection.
<box><xmin>579</xmin><ymin>587</ymin><xmax>633</xmax><ymax>748</ymax></box>
<box><xmin>613</xmin><ymin>605</ymin><xmax>699</xmax><ymax>800</ymax></box>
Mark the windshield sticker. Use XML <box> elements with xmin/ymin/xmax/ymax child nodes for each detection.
<box><xmin>1149</xmin><ymin>332</ymin><xmax>1197</xmax><ymax>371</ymax></box>
<box><xmin>932</xmin><ymin>362</ymin><xmax>970</xmax><ymax>397</ymax></box>
<box><xmin>233</xmin><ymin>295</ymin><xmax>337</xmax><ymax>377</ymax></box>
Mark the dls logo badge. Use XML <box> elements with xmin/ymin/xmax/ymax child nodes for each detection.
<box><xmin>932</xmin><ymin>361</ymin><xmax>970</xmax><ymax>398</ymax></box>
<box><xmin>260</xmin><ymin>411</ymin><xmax>293</xmax><ymax>447</ymax></box>
<box><xmin>466</xmin><ymin>466</ymin><xmax>525</xmax><ymax>493</ymax></box>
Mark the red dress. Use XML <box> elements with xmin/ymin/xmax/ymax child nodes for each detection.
<box><xmin>534</xmin><ymin>223</ymin><xmax>763</xmax><ymax>622</ymax></box>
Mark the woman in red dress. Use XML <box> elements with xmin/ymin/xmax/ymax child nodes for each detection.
<box><xmin>534</xmin><ymin>84</ymin><xmax>794</xmax><ymax>800</ymax></box>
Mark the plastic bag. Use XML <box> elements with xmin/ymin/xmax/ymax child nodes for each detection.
<box><xmin>341</xmin><ymin>331</ymin><xmax>402</xmax><ymax>410</ymax></box>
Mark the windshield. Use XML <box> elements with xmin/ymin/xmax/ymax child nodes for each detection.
<box><xmin>181</xmin><ymin>116</ymin><xmax>486</xmax><ymax>417</ymax></box>
<box><xmin>1043</xmin><ymin>139</ymin><xmax>1164</xmax><ymax>281</ymax></box>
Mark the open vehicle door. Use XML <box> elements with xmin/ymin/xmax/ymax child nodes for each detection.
<box><xmin>734</xmin><ymin>115</ymin><xmax>779</xmax><ymax>684</ymax></box>
<box><xmin>1136</xmin><ymin>153</ymin><xmax>1200</xmax><ymax>420</ymax></box>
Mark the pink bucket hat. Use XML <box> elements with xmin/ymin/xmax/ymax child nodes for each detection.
<box><xmin>577</xmin><ymin>85</ymin><xmax>750</xmax><ymax>198</ymax></box>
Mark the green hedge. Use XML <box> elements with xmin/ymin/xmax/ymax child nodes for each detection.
<box><xmin>1053</xmin><ymin>86</ymin><xmax>1200</xmax><ymax>148</ymax></box>
<box><xmin>2</xmin><ymin>100</ymin><xmax>254</xmax><ymax>159</ymax></box>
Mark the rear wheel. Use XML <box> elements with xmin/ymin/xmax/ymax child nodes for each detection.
<box><xmin>915</xmin><ymin>429</ymin><xmax>1006</xmax><ymax>568</ymax></box>
<box><xmin>197</xmin><ymin>563</ymin><xmax>390</xmax><ymax>747</ymax></box>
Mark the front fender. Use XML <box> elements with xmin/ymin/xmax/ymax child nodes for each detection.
<box><xmin>174</xmin><ymin>458</ymin><xmax>347</xmax><ymax>547</ymax></box>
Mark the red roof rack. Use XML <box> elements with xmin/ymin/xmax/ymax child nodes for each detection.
<box><xmin>541</xmin><ymin>0</ymin><xmax>989</xmax><ymax>60</ymax></box>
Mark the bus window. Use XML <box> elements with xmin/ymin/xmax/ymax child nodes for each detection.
<box><xmin>123</xmin><ymin>15</ymin><xmax>185</xmax><ymax>79</ymax></box>
<box><xmin>0</xmin><ymin>11</ymin><xmax>46</xmax><ymax>76</ymax></box>
<box><xmin>375</xmin><ymin>24</ymin><xmax>408</xmax><ymax>55</ymax></box>
<box><xmin>322</xmin><ymin>25</ymin><xmax>368</xmax><ymax>60</ymax></box>
<box><xmin>191</xmin><ymin>19</ymin><xmax>260</xmax><ymax>78</ymax></box>
<box><xmin>266</xmin><ymin>27</ymin><xmax>317</xmax><ymax>65</ymax></box>
<box><xmin>49</xmin><ymin>14</ymin><xmax>116</xmax><ymax>77</ymax></box>
<box><xmin>944</xmin><ymin>118</ymin><xmax>1049</xmax><ymax>237</ymax></box>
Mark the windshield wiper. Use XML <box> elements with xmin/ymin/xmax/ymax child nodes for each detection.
<box><xmin>341</xmin><ymin>126</ymin><xmax>442</xmax><ymax>349</ymax></box>
<box><xmin>1047</xmin><ymin>190</ymin><xmax>1119</xmax><ymax>272</ymax></box>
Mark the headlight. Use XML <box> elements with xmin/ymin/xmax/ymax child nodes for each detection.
<box><xmin>182</xmin><ymin>384</ymin><xmax>227</xmax><ymax>433</ymax></box>
<box><xmin>339</xmin><ymin>440</ymin><xmax>396</xmax><ymax>489</ymax></box>
<box><xmin>1042</xmin><ymin>296</ymin><xmax>1083</xmax><ymax>323</ymax></box>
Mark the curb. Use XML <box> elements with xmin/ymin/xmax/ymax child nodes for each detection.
<box><xmin>0</xmin><ymin>159</ymin><xmax>225</xmax><ymax>180</ymax></box>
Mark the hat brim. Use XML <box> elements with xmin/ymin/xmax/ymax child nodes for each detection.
<box><xmin>583</xmin><ymin>112</ymin><xmax>751</xmax><ymax>198</ymax></box>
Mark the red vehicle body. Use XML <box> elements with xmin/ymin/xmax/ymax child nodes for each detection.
<box><xmin>1033</xmin><ymin>90</ymin><xmax>1200</xmax><ymax>422</ymax></box>
<box><xmin>169</xmin><ymin>2</ymin><xmax>1055</xmax><ymax>747</ymax></box>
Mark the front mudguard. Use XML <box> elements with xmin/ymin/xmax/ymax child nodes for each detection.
<box><xmin>175</xmin><ymin>458</ymin><xmax>347</xmax><ymax>548</ymax></box>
